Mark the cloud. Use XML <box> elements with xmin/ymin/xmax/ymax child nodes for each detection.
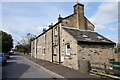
<box><xmin>1</xmin><ymin>0</ymin><xmax>120</xmax><ymax>2</ymax></box>
<box><xmin>89</xmin><ymin>2</ymin><xmax>118</xmax><ymax>32</ymax></box>
<box><xmin>2</xmin><ymin>15</ymin><xmax>51</xmax><ymax>41</ymax></box>
<box><xmin>89</xmin><ymin>2</ymin><xmax>118</xmax><ymax>25</ymax></box>
<box><xmin>106</xmin><ymin>35</ymin><xmax>118</xmax><ymax>43</ymax></box>
<box><xmin>0</xmin><ymin>3</ymin><xmax>2</xmax><ymax>28</ymax></box>
<box><xmin>108</xmin><ymin>27</ymin><xmax>118</xmax><ymax>31</ymax></box>
<box><xmin>95</xmin><ymin>25</ymin><xmax>106</xmax><ymax>30</ymax></box>
<box><xmin>2</xmin><ymin>2</ymin><xmax>119</xmax><ymax>45</ymax></box>
<box><xmin>2</xmin><ymin>2</ymin><xmax>64</xmax><ymax>44</ymax></box>
<box><xmin>31</xmin><ymin>26</ymin><xmax>49</xmax><ymax>35</ymax></box>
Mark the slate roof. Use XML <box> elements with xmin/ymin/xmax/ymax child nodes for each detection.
<box><xmin>62</xmin><ymin>27</ymin><xmax>115</xmax><ymax>44</ymax></box>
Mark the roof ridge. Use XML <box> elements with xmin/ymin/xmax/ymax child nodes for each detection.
<box><xmin>62</xmin><ymin>26</ymin><xmax>96</xmax><ymax>33</ymax></box>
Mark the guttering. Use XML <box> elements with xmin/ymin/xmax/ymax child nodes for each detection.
<box><xmin>77</xmin><ymin>41</ymin><xmax>116</xmax><ymax>45</ymax></box>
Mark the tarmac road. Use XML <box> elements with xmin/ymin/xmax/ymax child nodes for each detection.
<box><xmin>2</xmin><ymin>54</ymin><xmax>59</xmax><ymax>79</ymax></box>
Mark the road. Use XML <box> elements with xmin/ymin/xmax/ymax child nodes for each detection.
<box><xmin>2</xmin><ymin>54</ymin><xmax>59</xmax><ymax>79</ymax></box>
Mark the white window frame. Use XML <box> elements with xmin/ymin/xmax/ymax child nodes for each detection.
<box><xmin>66</xmin><ymin>43</ymin><xmax>70</xmax><ymax>55</ymax></box>
<box><xmin>83</xmin><ymin>34</ymin><xmax>88</xmax><ymax>38</ymax></box>
<box><xmin>54</xmin><ymin>28</ymin><xmax>58</xmax><ymax>36</ymax></box>
<box><xmin>42</xmin><ymin>47</ymin><xmax>45</xmax><ymax>55</ymax></box>
<box><xmin>61</xmin><ymin>56</ymin><xmax>64</xmax><ymax>62</ymax></box>
<box><xmin>53</xmin><ymin>48</ymin><xmax>57</xmax><ymax>55</ymax></box>
<box><xmin>44</xmin><ymin>35</ymin><xmax>46</xmax><ymax>41</ymax></box>
<box><xmin>97</xmin><ymin>36</ymin><xmax>103</xmax><ymax>40</ymax></box>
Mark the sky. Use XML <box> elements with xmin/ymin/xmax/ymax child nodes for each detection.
<box><xmin>0</xmin><ymin>0</ymin><xmax>119</xmax><ymax>47</ymax></box>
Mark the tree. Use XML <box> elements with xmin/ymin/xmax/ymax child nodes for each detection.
<box><xmin>1</xmin><ymin>31</ymin><xmax>13</xmax><ymax>53</ymax></box>
<box><xmin>16</xmin><ymin>33</ymin><xmax>36</xmax><ymax>54</ymax></box>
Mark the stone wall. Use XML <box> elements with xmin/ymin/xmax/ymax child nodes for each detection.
<box><xmin>34</xmin><ymin>30</ymin><xmax>53</xmax><ymax>62</ymax></box>
<box><xmin>77</xmin><ymin>44</ymin><xmax>115</xmax><ymax>64</ymax></box>
<box><xmin>84</xmin><ymin>17</ymin><xmax>94</xmax><ymax>31</ymax></box>
<box><xmin>62</xmin><ymin>14</ymin><xmax>77</xmax><ymax>29</ymax></box>
<box><xmin>60</xmin><ymin>27</ymin><xmax>78</xmax><ymax>70</ymax></box>
<box><xmin>59</xmin><ymin>3</ymin><xmax>95</xmax><ymax>31</ymax></box>
<box><xmin>61</xmin><ymin>14</ymin><xmax>94</xmax><ymax>31</ymax></box>
<box><xmin>52</xmin><ymin>25</ymin><xmax>60</xmax><ymax>64</ymax></box>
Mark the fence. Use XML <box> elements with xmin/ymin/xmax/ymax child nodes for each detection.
<box><xmin>90</xmin><ymin>62</ymin><xmax>120</xmax><ymax>79</ymax></box>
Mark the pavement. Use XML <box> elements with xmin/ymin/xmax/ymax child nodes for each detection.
<box><xmin>25</xmin><ymin>56</ymin><xmax>99</xmax><ymax>79</ymax></box>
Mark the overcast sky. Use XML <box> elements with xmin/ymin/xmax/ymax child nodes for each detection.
<box><xmin>0</xmin><ymin>0</ymin><xmax>119</xmax><ymax>47</ymax></box>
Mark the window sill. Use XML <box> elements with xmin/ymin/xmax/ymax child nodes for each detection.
<box><xmin>42</xmin><ymin>54</ymin><xmax>45</xmax><ymax>56</ymax></box>
<box><xmin>65</xmin><ymin>54</ymin><xmax>71</xmax><ymax>57</ymax></box>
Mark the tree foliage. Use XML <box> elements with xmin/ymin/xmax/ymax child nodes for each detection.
<box><xmin>16</xmin><ymin>33</ymin><xmax>36</xmax><ymax>54</ymax></box>
<box><xmin>1</xmin><ymin>31</ymin><xmax>13</xmax><ymax>53</ymax></box>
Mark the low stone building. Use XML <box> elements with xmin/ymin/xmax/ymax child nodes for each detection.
<box><xmin>31</xmin><ymin>2</ymin><xmax>116</xmax><ymax>72</ymax></box>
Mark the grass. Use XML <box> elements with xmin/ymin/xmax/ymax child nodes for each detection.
<box><xmin>22</xmin><ymin>54</ymin><xmax>31</xmax><ymax>57</ymax></box>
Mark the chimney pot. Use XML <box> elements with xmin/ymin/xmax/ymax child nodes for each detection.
<box><xmin>43</xmin><ymin>28</ymin><xmax>46</xmax><ymax>32</ymax></box>
<box><xmin>59</xmin><ymin>14</ymin><xmax>61</xmax><ymax>18</ymax></box>
<box><xmin>58</xmin><ymin>14</ymin><xmax>62</xmax><ymax>21</ymax></box>
<box><xmin>49</xmin><ymin>23</ymin><xmax>53</xmax><ymax>28</ymax></box>
<box><xmin>76</xmin><ymin>0</ymin><xmax>78</xmax><ymax>4</ymax></box>
<box><xmin>51</xmin><ymin>23</ymin><xmax>53</xmax><ymax>26</ymax></box>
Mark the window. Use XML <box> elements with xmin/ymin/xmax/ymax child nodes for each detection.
<box><xmin>66</xmin><ymin>43</ymin><xmax>70</xmax><ymax>55</ymax></box>
<box><xmin>54</xmin><ymin>28</ymin><xmax>58</xmax><ymax>36</ymax></box>
<box><xmin>42</xmin><ymin>47</ymin><xmax>45</xmax><ymax>55</ymax></box>
<box><xmin>61</xmin><ymin>56</ymin><xmax>64</xmax><ymax>62</ymax></box>
<box><xmin>83</xmin><ymin>34</ymin><xmax>88</xmax><ymax>38</ymax></box>
<box><xmin>44</xmin><ymin>35</ymin><xmax>46</xmax><ymax>41</ymax></box>
<box><xmin>53</xmin><ymin>48</ymin><xmax>57</xmax><ymax>56</ymax></box>
<box><xmin>101</xmin><ymin>39</ymin><xmax>109</xmax><ymax>42</ymax></box>
<box><xmin>97</xmin><ymin>36</ymin><xmax>103</xmax><ymax>40</ymax></box>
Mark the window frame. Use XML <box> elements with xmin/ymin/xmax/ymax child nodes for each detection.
<box><xmin>44</xmin><ymin>35</ymin><xmax>46</xmax><ymax>42</ymax></box>
<box><xmin>97</xmin><ymin>36</ymin><xmax>103</xmax><ymax>40</ymax></box>
<box><xmin>66</xmin><ymin>43</ymin><xmax>71</xmax><ymax>55</ymax></box>
<box><xmin>42</xmin><ymin>47</ymin><xmax>45</xmax><ymax>55</ymax></box>
<box><xmin>83</xmin><ymin>34</ymin><xmax>89</xmax><ymax>38</ymax></box>
<box><xmin>53</xmin><ymin>47</ymin><xmax>57</xmax><ymax>56</ymax></box>
<box><xmin>54</xmin><ymin>27</ymin><xmax>58</xmax><ymax>36</ymax></box>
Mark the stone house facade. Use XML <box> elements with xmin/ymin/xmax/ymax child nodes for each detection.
<box><xmin>31</xmin><ymin>2</ymin><xmax>116</xmax><ymax>72</ymax></box>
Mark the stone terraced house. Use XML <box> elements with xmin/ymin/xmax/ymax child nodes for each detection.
<box><xmin>31</xmin><ymin>2</ymin><xmax>116</xmax><ymax>72</ymax></box>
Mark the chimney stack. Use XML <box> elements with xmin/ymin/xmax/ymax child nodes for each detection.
<box><xmin>58</xmin><ymin>14</ymin><xmax>62</xmax><ymax>21</ymax></box>
<box><xmin>76</xmin><ymin>0</ymin><xmax>78</xmax><ymax>4</ymax></box>
<box><xmin>43</xmin><ymin>28</ymin><xmax>46</xmax><ymax>32</ymax></box>
<box><xmin>73</xmin><ymin>2</ymin><xmax>85</xmax><ymax>29</ymax></box>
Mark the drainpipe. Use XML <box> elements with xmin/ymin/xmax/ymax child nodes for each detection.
<box><xmin>36</xmin><ymin>39</ymin><xmax>38</xmax><ymax>58</ymax></box>
<box><xmin>58</xmin><ymin>26</ymin><xmax>61</xmax><ymax>65</ymax></box>
<box><xmin>52</xmin><ymin>28</ymin><xmax>53</xmax><ymax>63</ymax></box>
